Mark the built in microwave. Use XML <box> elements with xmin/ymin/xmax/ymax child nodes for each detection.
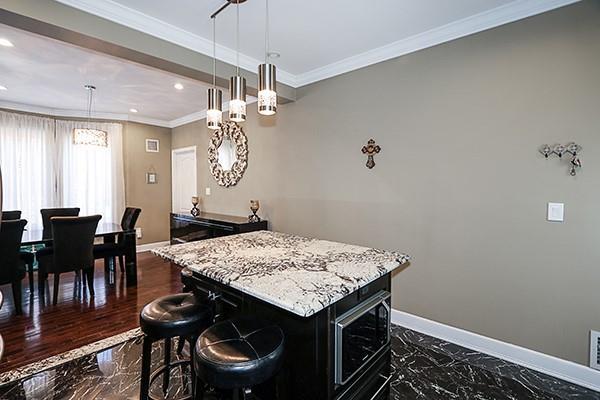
<box><xmin>334</xmin><ymin>290</ymin><xmax>391</xmax><ymax>386</ymax></box>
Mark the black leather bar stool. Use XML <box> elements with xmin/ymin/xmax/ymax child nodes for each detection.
<box><xmin>194</xmin><ymin>317</ymin><xmax>285</xmax><ymax>400</ymax></box>
<box><xmin>140</xmin><ymin>293</ymin><xmax>213</xmax><ymax>400</ymax></box>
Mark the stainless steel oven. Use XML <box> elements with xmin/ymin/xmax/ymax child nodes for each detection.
<box><xmin>334</xmin><ymin>290</ymin><xmax>391</xmax><ymax>386</ymax></box>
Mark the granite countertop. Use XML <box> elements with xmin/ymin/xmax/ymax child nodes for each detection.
<box><xmin>152</xmin><ymin>231</ymin><xmax>410</xmax><ymax>317</ymax></box>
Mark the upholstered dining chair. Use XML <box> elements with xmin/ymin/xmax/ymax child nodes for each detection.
<box><xmin>1</xmin><ymin>210</ymin><xmax>35</xmax><ymax>294</ymax></box>
<box><xmin>93</xmin><ymin>207</ymin><xmax>141</xmax><ymax>272</ymax></box>
<box><xmin>1</xmin><ymin>210</ymin><xmax>21</xmax><ymax>220</ymax></box>
<box><xmin>0</xmin><ymin>219</ymin><xmax>28</xmax><ymax>315</ymax></box>
<box><xmin>40</xmin><ymin>208</ymin><xmax>80</xmax><ymax>240</ymax></box>
<box><xmin>37</xmin><ymin>215</ymin><xmax>101</xmax><ymax>305</ymax></box>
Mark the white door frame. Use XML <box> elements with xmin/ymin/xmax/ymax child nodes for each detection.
<box><xmin>171</xmin><ymin>146</ymin><xmax>197</xmax><ymax>213</ymax></box>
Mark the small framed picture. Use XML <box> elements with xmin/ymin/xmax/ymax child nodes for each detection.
<box><xmin>146</xmin><ymin>172</ymin><xmax>158</xmax><ymax>184</ymax></box>
<box><xmin>146</xmin><ymin>139</ymin><xmax>160</xmax><ymax>153</ymax></box>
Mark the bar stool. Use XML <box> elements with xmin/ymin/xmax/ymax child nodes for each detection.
<box><xmin>140</xmin><ymin>293</ymin><xmax>213</xmax><ymax>400</ymax></box>
<box><xmin>194</xmin><ymin>317</ymin><xmax>285</xmax><ymax>400</ymax></box>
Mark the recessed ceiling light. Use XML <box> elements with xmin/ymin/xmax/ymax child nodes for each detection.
<box><xmin>0</xmin><ymin>85</ymin><xmax>7</xmax><ymax>91</ymax></box>
<box><xmin>174</xmin><ymin>83</ymin><xmax>184</xmax><ymax>90</ymax></box>
<box><xmin>129</xmin><ymin>108</ymin><xmax>138</xmax><ymax>113</ymax></box>
<box><xmin>267</xmin><ymin>51</ymin><xmax>281</xmax><ymax>59</ymax></box>
<box><xmin>0</xmin><ymin>38</ymin><xmax>13</xmax><ymax>47</ymax></box>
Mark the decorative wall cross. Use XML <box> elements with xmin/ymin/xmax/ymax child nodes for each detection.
<box><xmin>361</xmin><ymin>139</ymin><xmax>381</xmax><ymax>169</ymax></box>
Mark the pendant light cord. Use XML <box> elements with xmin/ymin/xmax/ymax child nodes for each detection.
<box><xmin>87</xmin><ymin>87</ymin><xmax>93</xmax><ymax>128</ymax></box>
<box><xmin>236</xmin><ymin>0</ymin><xmax>240</xmax><ymax>75</ymax></box>
<box><xmin>212</xmin><ymin>17</ymin><xmax>217</xmax><ymax>87</ymax></box>
<box><xmin>264</xmin><ymin>0</ymin><xmax>269</xmax><ymax>63</ymax></box>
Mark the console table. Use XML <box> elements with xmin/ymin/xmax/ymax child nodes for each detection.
<box><xmin>169</xmin><ymin>212</ymin><xmax>268</xmax><ymax>244</ymax></box>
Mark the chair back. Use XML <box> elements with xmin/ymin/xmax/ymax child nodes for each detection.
<box><xmin>41</xmin><ymin>208</ymin><xmax>80</xmax><ymax>239</ymax></box>
<box><xmin>0</xmin><ymin>219</ymin><xmax>27</xmax><ymax>284</ymax></box>
<box><xmin>50</xmin><ymin>215</ymin><xmax>101</xmax><ymax>273</ymax></box>
<box><xmin>1</xmin><ymin>211</ymin><xmax>21</xmax><ymax>221</ymax></box>
<box><xmin>121</xmin><ymin>207</ymin><xmax>142</xmax><ymax>231</ymax></box>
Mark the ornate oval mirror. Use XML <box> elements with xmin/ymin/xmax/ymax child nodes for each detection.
<box><xmin>208</xmin><ymin>121</ymin><xmax>248</xmax><ymax>187</ymax></box>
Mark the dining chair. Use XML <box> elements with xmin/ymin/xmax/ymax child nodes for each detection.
<box><xmin>93</xmin><ymin>207</ymin><xmax>141</xmax><ymax>273</ymax></box>
<box><xmin>0</xmin><ymin>219</ymin><xmax>28</xmax><ymax>315</ymax></box>
<box><xmin>1</xmin><ymin>210</ymin><xmax>21</xmax><ymax>220</ymax></box>
<box><xmin>37</xmin><ymin>215</ymin><xmax>102</xmax><ymax>305</ymax></box>
<box><xmin>40</xmin><ymin>208</ymin><xmax>80</xmax><ymax>240</ymax></box>
<box><xmin>1</xmin><ymin>210</ymin><xmax>36</xmax><ymax>294</ymax></box>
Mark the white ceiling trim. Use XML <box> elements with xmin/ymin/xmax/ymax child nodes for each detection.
<box><xmin>53</xmin><ymin>0</ymin><xmax>298</xmax><ymax>87</ymax></box>
<box><xmin>168</xmin><ymin>97</ymin><xmax>258</xmax><ymax>128</ymax></box>
<box><xmin>0</xmin><ymin>100</ymin><xmax>172</xmax><ymax>127</ymax></box>
<box><xmin>294</xmin><ymin>0</ymin><xmax>580</xmax><ymax>86</ymax></box>
<box><xmin>0</xmin><ymin>98</ymin><xmax>259</xmax><ymax>129</ymax></box>
<box><xmin>38</xmin><ymin>0</ymin><xmax>581</xmax><ymax>89</ymax></box>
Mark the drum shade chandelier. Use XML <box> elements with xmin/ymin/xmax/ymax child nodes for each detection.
<box><xmin>73</xmin><ymin>85</ymin><xmax>108</xmax><ymax>147</ymax></box>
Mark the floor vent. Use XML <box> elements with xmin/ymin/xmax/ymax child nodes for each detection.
<box><xmin>591</xmin><ymin>331</ymin><xmax>600</xmax><ymax>370</ymax></box>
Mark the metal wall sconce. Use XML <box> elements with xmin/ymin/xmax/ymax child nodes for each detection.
<box><xmin>539</xmin><ymin>142</ymin><xmax>582</xmax><ymax>176</ymax></box>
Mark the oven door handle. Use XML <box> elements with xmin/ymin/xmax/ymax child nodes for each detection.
<box><xmin>369</xmin><ymin>374</ymin><xmax>392</xmax><ymax>400</ymax></box>
<box><xmin>381</xmin><ymin>298</ymin><xmax>391</xmax><ymax>343</ymax></box>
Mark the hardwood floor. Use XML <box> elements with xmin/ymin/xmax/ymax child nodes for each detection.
<box><xmin>0</xmin><ymin>251</ymin><xmax>182</xmax><ymax>373</ymax></box>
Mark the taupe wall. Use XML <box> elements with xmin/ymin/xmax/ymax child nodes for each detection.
<box><xmin>123</xmin><ymin>122</ymin><xmax>171</xmax><ymax>245</ymax></box>
<box><xmin>172</xmin><ymin>1</ymin><xmax>600</xmax><ymax>365</ymax></box>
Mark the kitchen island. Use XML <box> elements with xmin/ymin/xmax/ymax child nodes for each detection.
<box><xmin>153</xmin><ymin>231</ymin><xmax>409</xmax><ymax>400</ymax></box>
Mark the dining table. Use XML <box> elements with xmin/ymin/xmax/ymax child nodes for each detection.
<box><xmin>21</xmin><ymin>223</ymin><xmax>138</xmax><ymax>286</ymax></box>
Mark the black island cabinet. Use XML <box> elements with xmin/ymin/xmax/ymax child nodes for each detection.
<box><xmin>187</xmin><ymin>271</ymin><xmax>393</xmax><ymax>400</ymax></box>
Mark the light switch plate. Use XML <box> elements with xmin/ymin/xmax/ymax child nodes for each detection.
<box><xmin>547</xmin><ymin>202</ymin><xmax>564</xmax><ymax>222</ymax></box>
<box><xmin>135</xmin><ymin>227</ymin><xmax>142</xmax><ymax>239</ymax></box>
<box><xmin>205</xmin><ymin>187</ymin><xmax>211</xmax><ymax>196</ymax></box>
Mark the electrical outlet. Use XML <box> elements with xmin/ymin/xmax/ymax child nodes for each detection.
<box><xmin>135</xmin><ymin>227</ymin><xmax>142</xmax><ymax>239</ymax></box>
<box><xmin>591</xmin><ymin>330</ymin><xmax>600</xmax><ymax>370</ymax></box>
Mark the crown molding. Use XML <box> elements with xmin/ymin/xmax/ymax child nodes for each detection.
<box><xmin>169</xmin><ymin>97</ymin><xmax>258</xmax><ymax>128</ymax></box>
<box><xmin>293</xmin><ymin>0</ymin><xmax>580</xmax><ymax>86</ymax></box>
<box><xmin>169</xmin><ymin>110</ymin><xmax>207</xmax><ymax>129</ymax></box>
<box><xmin>0</xmin><ymin>97</ymin><xmax>261</xmax><ymax>129</ymax></box>
<box><xmin>53</xmin><ymin>0</ymin><xmax>298</xmax><ymax>87</ymax></box>
<box><xmin>0</xmin><ymin>100</ymin><xmax>172</xmax><ymax>128</ymax></box>
<box><xmin>24</xmin><ymin>0</ymin><xmax>582</xmax><ymax>90</ymax></box>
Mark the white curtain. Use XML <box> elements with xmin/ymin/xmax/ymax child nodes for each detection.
<box><xmin>0</xmin><ymin>111</ymin><xmax>56</xmax><ymax>228</ymax></box>
<box><xmin>55</xmin><ymin>120</ymin><xmax>125</xmax><ymax>225</ymax></box>
<box><xmin>0</xmin><ymin>110</ymin><xmax>125</xmax><ymax>228</ymax></box>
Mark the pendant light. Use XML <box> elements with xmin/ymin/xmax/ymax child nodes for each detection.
<box><xmin>229</xmin><ymin>0</ymin><xmax>246</xmax><ymax>122</ymax></box>
<box><xmin>73</xmin><ymin>85</ymin><xmax>108</xmax><ymax>147</ymax></box>
<box><xmin>258</xmin><ymin>0</ymin><xmax>277</xmax><ymax>116</ymax></box>
<box><xmin>207</xmin><ymin>17</ymin><xmax>223</xmax><ymax>130</ymax></box>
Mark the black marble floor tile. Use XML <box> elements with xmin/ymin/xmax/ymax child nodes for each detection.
<box><xmin>0</xmin><ymin>337</ymin><xmax>192</xmax><ymax>400</ymax></box>
<box><xmin>390</xmin><ymin>326</ymin><xmax>600</xmax><ymax>400</ymax></box>
<box><xmin>0</xmin><ymin>326</ymin><xmax>597</xmax><ymax>400</ymax></box>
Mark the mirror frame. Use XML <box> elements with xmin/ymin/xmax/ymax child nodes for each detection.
<box><xmin>207</xmin><ymin>121</ymin><xmax>248</xmax><ymax>187</ymax></box>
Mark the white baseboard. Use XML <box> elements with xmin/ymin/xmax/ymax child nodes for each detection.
<box><xmin>136</xmin><ymin>241</ymin><xmax>170</xmax><ymax>253</ymax></box>
<box><xmin>391</xmin><ymin>309</ymin><xmax>600</xmax><ymax>392</ymax></box>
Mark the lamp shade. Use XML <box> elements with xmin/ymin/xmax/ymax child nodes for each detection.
<box><xmin>258</xmin><ymin>63</ymin><xmax>277</xmax><ymax>115</ymax></box>
<box><xmin>229</xmin><ymin>75</ymin><xmax>247</xmax><ymax>122</ymax></box>
<box><xmin>206</xmin><ymin>87</ymin><xmax>223</xmax><ymax>130</ymax></box>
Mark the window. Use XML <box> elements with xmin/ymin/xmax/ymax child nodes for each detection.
<box><xmin>0</xmin><ymin>110</ymin><xmax>125</xmax><ymax>228</ymax></box>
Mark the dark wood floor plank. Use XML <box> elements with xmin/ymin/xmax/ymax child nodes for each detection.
<box><xmin>0</xmin><ymin>252</ymin><xmax>181</xmax><ymax>373</ymax></box>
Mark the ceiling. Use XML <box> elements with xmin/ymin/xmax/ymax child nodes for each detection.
<box><xmin>55</xmin><ymin>0</ymin><xmax>579</xmax><ymax>87</ymax></box>
<box><xmin>0</xmin><ymin>0</ymin><xmax>578</xmax><ymax>125</ymax></box>
<box><xmin>0</xmin><ymin>23</ymin><xmax>230</xmax><ymax>127</ymax></box>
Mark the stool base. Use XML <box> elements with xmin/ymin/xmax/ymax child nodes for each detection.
<box><xmin>140</xmin><ymin>335</ymin><xmax>197</xmax><ymax>400</ymax></box>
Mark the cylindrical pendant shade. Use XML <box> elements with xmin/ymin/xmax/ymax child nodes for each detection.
<box><xmin>229</xmin><ymin>75</ymin><xmax>247</xmax><ymax>122</ymax></box>
<box><xmin>258</xmin><ymin>63</ymin><xmax>277</xmax><ymax>116</ymax></box>
<box><xmin>206</xmin><ymin>87</ymin><xmax>223</xmax><ymax>130</ymax></box>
